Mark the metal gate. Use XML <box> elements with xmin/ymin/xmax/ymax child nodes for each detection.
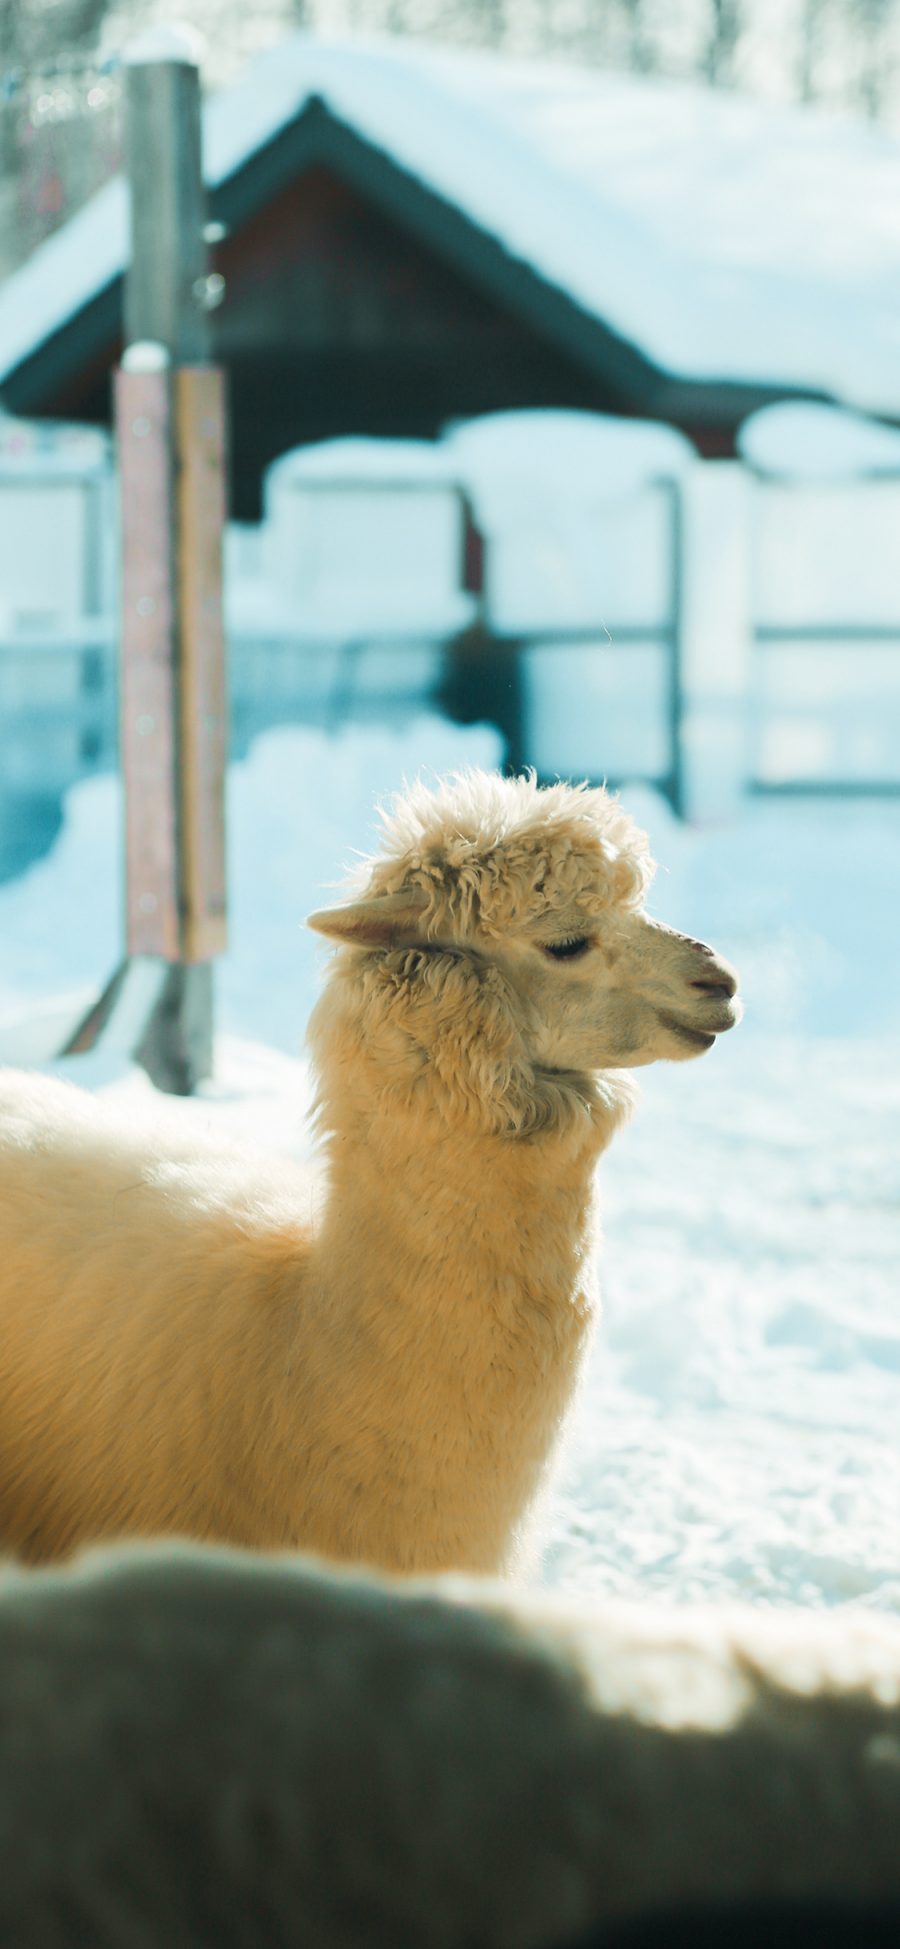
<box><xmin>443</xmin><ymin>476</ymin><xmax>684</xmax><ymax>808</ymax></box>
<box><xmin>748</xmin><ymin>477</ymin><xmax>900</xmax><ymax>794</ymax></box>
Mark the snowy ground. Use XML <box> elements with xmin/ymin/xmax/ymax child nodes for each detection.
<box><xmin>0</xmin><ymin>714</ymin><xmax>897</xmax><ymax>1612</ymax></box>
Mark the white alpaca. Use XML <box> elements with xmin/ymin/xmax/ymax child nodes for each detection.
<box><xmin>0</xmin><ymin>771</ymin><xmax>740</xmax><ymax>1569</ymax></box>
<box><xmin>0</xmin><ymin>1543</ymin><xmax>898</xmax><ymax>1948</ymax></box>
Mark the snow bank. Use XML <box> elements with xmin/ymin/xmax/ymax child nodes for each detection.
<box><xmin>553</xmin><ymin>1028</ymin><xmax>900</xmax><ymax>1611</ymax></box>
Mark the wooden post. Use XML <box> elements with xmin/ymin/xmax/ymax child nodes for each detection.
<box><xmin>64</xmin><ymin>40</ymin><xmax>228</xmax><ymax>1094</ymax></box>
<box><xmin>122</xmin><ymin>53</ymin><xmax>210</xmax><ymax>365</ymax></box>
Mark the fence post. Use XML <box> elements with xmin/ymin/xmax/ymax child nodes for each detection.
<box><xmin>678</xmin><ymin>459</ymin><xmax>752</xmax><ymax>824</ymax></box>
<box><xmin>63</xmin><ymin>35</ymin><xmax>228</xmax><ymax>1093</ymax></box>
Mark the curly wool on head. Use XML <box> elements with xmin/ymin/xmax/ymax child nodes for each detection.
<box><xmin>355</xmin><ymin>771</ymin><xmax>656</xmax><ymax>939</ymax></box>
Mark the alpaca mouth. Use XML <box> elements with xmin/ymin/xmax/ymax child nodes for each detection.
<box><xmin>658</xmin><ymin>1013</ymin><xmax>720</xmax><ymax>1051</ymax></box>
<box><xmin>670</xmin><ymin>1022</ymin><xmax>718</xmax><ymax>1050</ymax></box>
<box><xmin>659</xmin><ymin>992</ymin><xmax>743</xmax><ymax>1050</ymax></box>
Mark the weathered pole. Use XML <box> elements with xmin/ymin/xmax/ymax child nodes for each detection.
<box><xmin>65</xmin><ymin>34</ymin><xmax>228</xmax><ymax>1092</ymax></box>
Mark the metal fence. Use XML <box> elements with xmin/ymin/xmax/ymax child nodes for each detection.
<box><xmin>6</xmin><ymin>448</ymin><xmax>900</xmax><ymax>893</ymax></box>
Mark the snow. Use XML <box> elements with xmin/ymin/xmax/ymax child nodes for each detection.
<box><xmin>0</xmin><ymin>714</ymin><xmax>897</xmax><ymax>1613</ymax></box>
<box><xmin>442</xmin><ymin>409</ymin><xmax>694</xmax><ymax>524</ymax></box>
<box><xmin>3</xmin><ymin>34</ymin><xmax>900</xmax><ymax>412</ymax></box>
<box><xmin>267</xmin><ymin>437</ymin><xmax>463</xmax><ymax>487</ymax></box>
<box><xmin>0</xmin><ymin>177</ymin><xmax>127</xmax><ymax>388</ymax></box>
<box><xmin>121</xmin><ymin>341</ymin><xmax>171</xmax><ymax>372</ymax></box>
<box><xmin>740</xmin><ymin>401</ymin><xmax>900</xmax><ymax>479</ymax></box>
<box><xmin>558</xmin><ymin>1029</ymin><xmax>900</xmax><ymax>1609</ymax></box>
<box><xmin>122</xmin><ymin>22</ymin><xmax>206</xmax><ymax>66</ymax></box>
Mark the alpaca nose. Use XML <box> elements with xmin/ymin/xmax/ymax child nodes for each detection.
<box><xmin>665</xmin><ymin>928</ymin><xmax>740</xmax><ymax>1004</ymax></box>
<box><xmin>691</xmin><ymin>971</ymin><xmax>738</xmax><ymax>1001</ymax></box>
<box><xmin>683</xmin><ymin>940</ymin><xmax>739</xmax><ymax>1000</ymax></box>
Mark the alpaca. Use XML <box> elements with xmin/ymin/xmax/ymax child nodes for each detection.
<box><xmin>0</xmin><ymin>771</ymin><xmax>740</xmax><ymax>1569</ymax></box>
<box><xmin>0</xmin><ymin>1541</ymin><xmax>898</xmax><ymax>1949</ymax></box>
<box><xmin>577</xmin><ymin>1903</ymin><xmax>900</xmax><ymax>1949</ymax></box>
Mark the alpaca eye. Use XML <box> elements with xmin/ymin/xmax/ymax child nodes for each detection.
<box><xmin>542</xmin><ymin>936</ymin><xmax>591</xmax><ymax>962</ymax></box>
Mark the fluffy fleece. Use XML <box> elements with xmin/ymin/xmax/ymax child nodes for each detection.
<box><xmin>0</xmin><ymin>771</ymin><xmax>739</xmax><ymax>1569</ymax></box>
<box><xmin>0</xmin><ymin>1543</ymin><xmax>898</xmax><ymax>1948</ymax></box>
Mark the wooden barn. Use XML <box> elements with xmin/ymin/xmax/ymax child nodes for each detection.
<box><xmin>0</xmin><ymin>34</ymin><xmax>898</xmax><ymax>518</ymax></box>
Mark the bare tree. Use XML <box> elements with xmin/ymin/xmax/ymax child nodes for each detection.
<box><xmin>701</xmin><ymin>0</ymin><xmax>744</xmax><ymax>83</ymax></box>
<box><xmin>798</xmin><ymin>0</ymin><xmax>830</xmax><ymax>101</ymax></box>
<box><xmin>603</xmin><ymin>0</ymin><xmax>656</xmax><ymax>70</ymax></box>
<box><xmin>0</xmin><ymin>0</ymin><xmax>120</xmax><ymax>278</ymax></box>
<box><xmin>853</xmin><ymin>0</ymin><xmax>897</xmax><ymax>116</ymax></box>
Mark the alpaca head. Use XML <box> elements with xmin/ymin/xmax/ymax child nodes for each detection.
<box><xmin>308</xmin><ymin>773</ymin><xmax>740</xmax><ymax>1132</ymax></box>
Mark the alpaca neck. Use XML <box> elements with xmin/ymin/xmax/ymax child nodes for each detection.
<box><xmin>302</xmin><ymin>973</ymin><xmax>635</xmax><ymax>1573</ymax></box>
<box><xmin>312</xmin><ymin>1093</ymin><xmax>601</xmax><ymax>1573</ymax></box>
<box><xmin>309</xmin><ymin>961</ymin><xmax>630</xmax><ymax>1299</ymax></box>
<box><xmin>319</xmin><ymin>1077</ymin><xmax>605</xmax><ymax>1290</ymax></box>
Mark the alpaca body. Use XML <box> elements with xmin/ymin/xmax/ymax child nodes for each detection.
<box><xmin>0</xmin><ymin>773</ymin><xmax>740</xmax><ymax>1569</ymax></box>
<box><xmin>0</xmin><ymin>1069</ymin><xmax>316</xmax><ymax>1559</ymax></box>
<box><xmin>0</xmin><ymin>1058</ymin><xmax>610</xmax><ymax>1569</ymax></box>
<box><xmin>0</xmin><ymin>1542</ymin><xmax>899</xmax><ymax>1948</ymax></box>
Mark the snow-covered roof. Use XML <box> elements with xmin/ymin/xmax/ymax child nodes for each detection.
<box><xmin>2</xmin><ymin>32</ymin><xmax>900</xmax><ymax>416</ymax></box>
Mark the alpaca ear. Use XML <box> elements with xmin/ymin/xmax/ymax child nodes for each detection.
<box><xmin>306</xmin><ymin>885</ymin><xmax>430</xmax><ymax>948</ymax></box>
